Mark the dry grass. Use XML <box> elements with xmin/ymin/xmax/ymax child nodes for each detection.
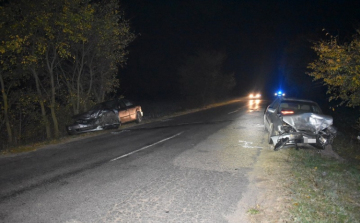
<box><xmin>285</xmin><ymin>148</ymin><xmax>360</xmax><ymax>222</ymax></box>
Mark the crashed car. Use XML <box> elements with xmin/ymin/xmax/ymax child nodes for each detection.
<box><xmin>264</xmin><ymin>97</ymin><xmax>336</xmax><ymax>151</ymax></box>
<box><xmin>66</xmin><ymin>99</ymin><xmax>143</xmax><ymax>135</ymax></box>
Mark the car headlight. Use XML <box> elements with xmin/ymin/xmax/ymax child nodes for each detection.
<box><xmin>279</xmin><ymin>122</ymin><xmax>296</xmax><ymax>133</ymax></box>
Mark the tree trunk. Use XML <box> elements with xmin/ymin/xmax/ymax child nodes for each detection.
<box><xmin>31</xmin><ymin>68</ymin><xmax>51</xmax><ymax>139</ymax></box>
<box><xmin>0</xmin><ymin>73</ymin><xmax>12</xmax><ymax>144</ymax></box>
<box><xmin>84</xmin><ymin>58</ymin><xmax>95</xmax><ymax>112</ymax></box>
<box><xmin>76</xmin><ymin>43</ymin><xmax>86</xmax><ymax>114</ymax></box>
<box><xmin>46</xmin><ymin>47</ymin><xmax>59</xmax><ymax>138</ymax></box>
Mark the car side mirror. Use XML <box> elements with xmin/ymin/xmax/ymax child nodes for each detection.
<box><xmin>267</xmin><ymin>108</ymin><xmax>276</xmax><ymax>113</ymax></box>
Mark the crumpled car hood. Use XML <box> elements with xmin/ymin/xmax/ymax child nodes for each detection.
<box><xmin>282</xmin><ymin>113</ymin><xmax>333</xmax><ymax>134</ymax></box>
<box><xmin>72</xmin><ymin>110</ymin><xmax>99</xmax><ymax>120</ymax></box>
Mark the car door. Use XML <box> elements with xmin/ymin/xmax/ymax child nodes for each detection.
<box><xmin>118</xmin><ymin>100</ymin><xmax>130</xmax><ymax>123</ymax></box>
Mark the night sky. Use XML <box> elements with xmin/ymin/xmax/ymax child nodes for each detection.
<box><xmin>118</xmin><ymin>0</ymin><xmax>360</xmax><ymax>102</ymax></box>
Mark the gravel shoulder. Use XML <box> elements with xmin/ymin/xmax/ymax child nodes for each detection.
<box><xmin>241</xmin><ymin>137</ymin><xmax>345</xmax><ymax>222</ymax></box>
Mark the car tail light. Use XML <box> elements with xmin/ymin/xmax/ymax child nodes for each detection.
<box><xmin>281</xmin><ymin>110</ymin><xmax>294</xmax><ymax>115</ymax></box>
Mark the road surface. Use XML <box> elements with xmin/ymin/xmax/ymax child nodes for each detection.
<box><xmin>0</xmin><ymin>98</ymin><xmax>270</xmax><ymax>222</ymax></box>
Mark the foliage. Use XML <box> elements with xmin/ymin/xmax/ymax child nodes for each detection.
<box><xmin>178</xmin><ymin>50</ymin><xmax>236</xmax><ymax>106</ymax></box>
<box><xmin>307</xmin><ymin>30</ymin><xmax>360</xmax><ymax>108</ymax></box>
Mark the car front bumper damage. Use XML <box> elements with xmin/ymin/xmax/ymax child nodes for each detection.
<box><xmin>66</xmin><ymin>119</ymin><xmax>101</xmax><ymax>135</ymax></box>
<box><xmin>271</xmin><ymin>112</ymin><xmax>337</xmax><ymax>151</ymax></box>
<box><xmin>271</xmin><ymin>130</ymin><xmax>334</xmax><ymax>151</ymax></box>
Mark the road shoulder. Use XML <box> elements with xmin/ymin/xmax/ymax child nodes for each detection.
<box><xmin>232</xmin><ymin>142</ymin><xmax>293</xmax><ymax>222</ymax></box>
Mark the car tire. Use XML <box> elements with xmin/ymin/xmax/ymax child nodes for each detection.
<box><xmin>268</xmin><ymin>124</ymin><xmax>274</xmax><ymax>144</ymax></box>
<box><xmin>112</xmin><ymin>123</ymin><xmax>121</xmax><ymax>129</ymax></box>
<box><xmin>100</xmin><ymin>112</ymin><xmax>120</xmax><ymax>129</ymax></box>
<box><xmin>116</xmin><ymin>116</ymin><xmax>122</xmax><ymax>128</ymax></box>
<box><xmin>111</xmin><ymin>114</ymin><xmax>121</xmax><ymax>129</ymax></box>
<box><xmin>136</xmin><ymin>111</ymin><xmax>142</xmax><ymax>123</ymax></box>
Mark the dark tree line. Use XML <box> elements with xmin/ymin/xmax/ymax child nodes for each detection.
<box><xmin>178</xmin><ymin>50</ymin><xmax>236</xmax><ymax>106</ymax></box>
<box><xmin>0</xmin><ymin>0</ymin><xmax>135</xmax><ymax>147</ymax></box>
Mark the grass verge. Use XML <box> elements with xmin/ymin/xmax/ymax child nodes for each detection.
<box><xmin>0</xmin><ymin>131</ymin><xmax>106</xmax><ymax>156</ymax></box>
<box><xmin>285</xmin><ymin>148</ymin><xmax>360</xmax><ymax>222</ymax></box>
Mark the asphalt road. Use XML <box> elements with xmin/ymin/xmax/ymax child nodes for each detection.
<box><xmin>0</xmin><ymin>98</ymin><xmax>269</xmax><ymax>223</ymax></box>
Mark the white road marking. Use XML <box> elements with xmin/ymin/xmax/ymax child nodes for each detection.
<box><xmin>160</xmin><ymin>118</ymin><xmax>172</xmax><ymax>122</ymax></box>
<box><xmin>239</xmin><ymin>140</ymin><xmax>263</xmax><ymax>149</ymax></box>
<box><xmin>110</xmin><ymin>131</ymin><xmax>184</xmax><ymax>162</ymax></box>
<box><xmin>228</xmin><ymin>109</ymin><xmax>240</xmax><ymax>114</ymax></box>
<box><xmin>111</xmin><ymin>130</ymin><xmax>130</xmax><ymax>134</ymax></box>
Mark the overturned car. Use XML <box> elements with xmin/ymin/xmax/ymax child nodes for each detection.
<box><xmin>66</xmin><ymin>99</ymin><xmax>143</xmax><ymax>135</ymax></box>
<box><xmin>264</xmin><ymin>97</ymin><xmax>336</xmax><ymax>151</ymax></box>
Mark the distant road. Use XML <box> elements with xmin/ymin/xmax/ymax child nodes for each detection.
<box><xmin>0</xmin><ymin>98</ymin><xmax>269</xmax><ymax>222</ymax></box>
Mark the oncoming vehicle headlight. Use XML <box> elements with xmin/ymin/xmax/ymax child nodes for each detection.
<box><xmin>249</xmin><ymin>93</ymin><xmax>261</xmax><ymax>98</ymax></box>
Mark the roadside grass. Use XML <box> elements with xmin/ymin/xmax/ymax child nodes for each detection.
<box><xmin>0</xmin><ymin>142</ymin><xmax>44</xmax><ymax>155</ymax></box>
<box><xmin>0</xmin><ymin>131</ymin><xmax>105</xmax><ymax>156</ymax></box>
<box><xmin>286</xmin><ymin>147</ymin><xmax>360</xmax><ymax>222</ymax></box>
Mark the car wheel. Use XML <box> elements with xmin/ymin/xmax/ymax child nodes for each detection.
<box><xmin>111</xmin><ymin>114</ymin><xmax>121</xmax><ymax>129</ymax></box>
<box><xmin>268</xmin><ymin>124</ymin><xmax>274</xmax><ymax>144</ymax></box>
<box><xmin>112</xmin><ymin>123</ymin><xmax>121</xmax><ymax>129</ymax></box>
<box><xmin>114</xmin><ymin>115</ymin><xmax>122</xmax><ymax>129</ymax></box>
<box><xmin>100</xmin><ymin>112</ymin><xmax>120</xmax><ymax>129</ymax></box>
<box><xmin>136</xmin><ymin>111</ymin><xmax>142</xmax><ymax>123</ymax></box>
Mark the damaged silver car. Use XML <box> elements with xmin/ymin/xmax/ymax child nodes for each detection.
<box><xmin>66</xmin><ymin>99</ymin><xmax>143</xmax><ymax>135</ymax></box>
<box><xmin>264</xmin><ymin>97</ymin><xmax>336</xmax><ymax>151</ymax></box>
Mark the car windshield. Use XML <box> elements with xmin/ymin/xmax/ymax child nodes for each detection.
<box><xmin>122</xmin><ymin>99</ymin><xmax>133</xmax><ymax>107</ymax></box>
<box><xmin>103</xmin><ymin>100</ymin><xmax>118</xmax><ymax>109</ymax></box>
<box><xmin>279</xmin><ymin>101</ymin><xmax>322</xmax><ymax>114</ymax></box>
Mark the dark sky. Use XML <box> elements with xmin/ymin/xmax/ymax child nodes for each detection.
<box><xmin>119</xmin><ymin>0</ymin><xmax>360</xmax><ymax>101</ymax></box>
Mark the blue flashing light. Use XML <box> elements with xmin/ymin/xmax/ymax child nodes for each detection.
<box><xmin>274</xmin><ymin>90</ymin><xmax>285</xmax><ymax>97</ymax></box>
